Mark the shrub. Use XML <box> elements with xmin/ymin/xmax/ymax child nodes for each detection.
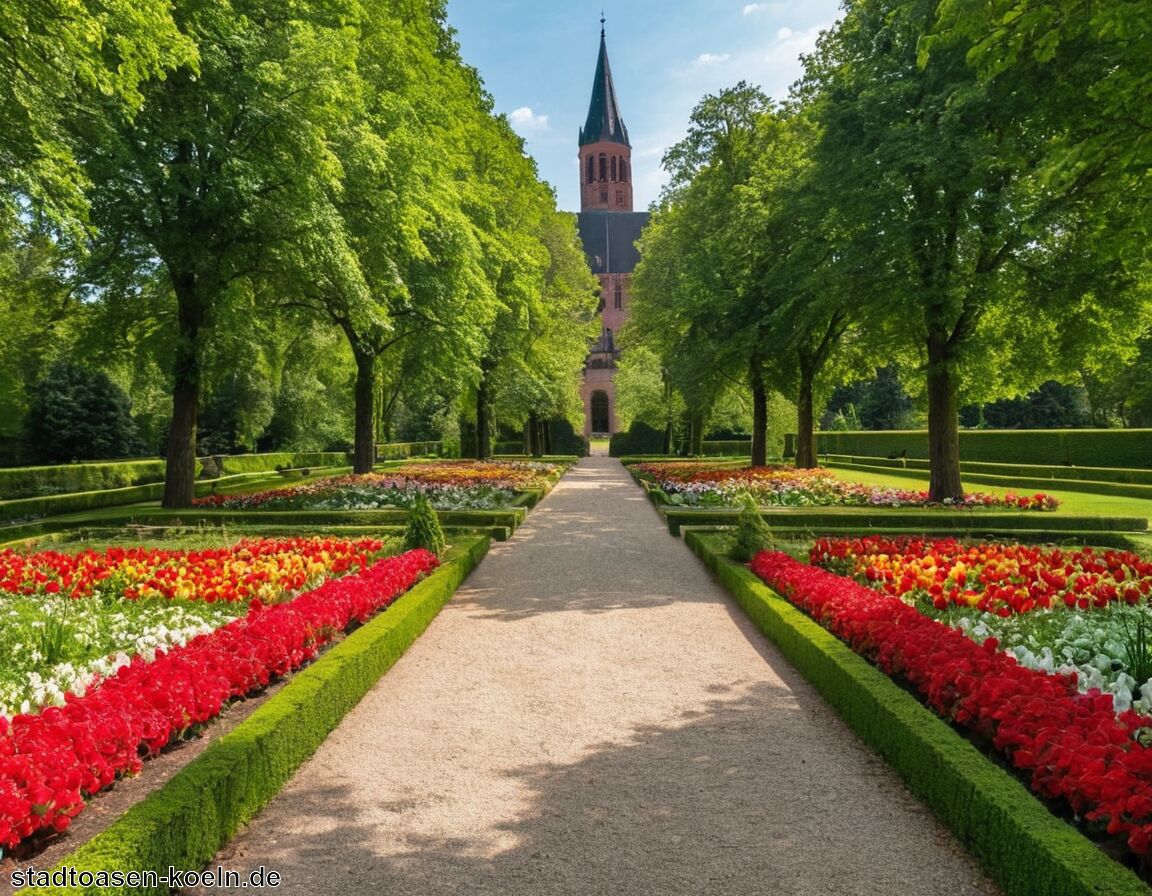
<box><xmin>23</xmin><ymin>362</ymin><xmax>143</xmax><ymax>463</ymax></box>
<box><xmin>609</xmin><ymin>421</ymin><xmax>666</xmax><ymax>457</ymax></box>
<box><xmin>403</xmin><ymin>492</ymin><xmax>446</xmax><ymax>556</ymax></box>
<box><xmin>730</xmin><ymin>492</ymin><xmax>774</xmax><ymax>562</ymax></box>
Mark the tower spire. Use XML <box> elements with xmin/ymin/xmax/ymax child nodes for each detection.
<box><xmin>579</xmin><ymin>21</ymin><xmax>630</xmax><ymax>148</ymax></box>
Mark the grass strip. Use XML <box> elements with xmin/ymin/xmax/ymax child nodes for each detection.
<box><xmin>686</xmin><ymin>530</ymin><xmax>1149</xmax><ymax>896</ymax></box>
<box><xmin>20</xmin><ymin>536</ymin><xmax>489</xmax><ymax>896</ymax></box>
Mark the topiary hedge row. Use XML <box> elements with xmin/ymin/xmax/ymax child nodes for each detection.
<box><xmin>20</xmin><ymin>537</ymin><xmax>489</xmax><ymax>896</ymax></box>
<box><xmin>826</xmin><ymin>455</ymin><xmax>1152</xmax><ymax>485</ymax></box>
<box><xmin>824</xmin><ymin>459</ymin><xmax>1152</xmax><ymax>501</ymax></box>
<box><xmin>685</xmin><ymin>532</ymin><xmax>1150</xmax><ymax>896</ymax></box>
<box><xmin>0</xmin><ymin>483</ymin><xmax>166</xmax><ymax>523</ymax></box>
<box><xmin>0</xmin><ymin>460</ymin><xmax>168</xmax><ymax>500</ymax></box>
<box><xmin>659</xmin><ymin>507</ymin><xmax>1147</xmax><ymax>537</ymax></box>
<box><xmin>375</xmin><ymin>441</ymin><xmax>445</xmax><ymax>461</ymax></box>
<box><xmin>790</xmin><ymin>429</ymin><xmax>1152</xmax><ymax>469</ymax></box>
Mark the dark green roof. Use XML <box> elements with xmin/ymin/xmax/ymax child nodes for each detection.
<box><xmin>579</xmin><ymin>30</ymin><xmax>630</xmax><ymax>148</ymax></box>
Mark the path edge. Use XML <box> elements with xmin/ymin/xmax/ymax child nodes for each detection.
<box><xmin>21</xmin><ymin>535</ymin><xmax>490</xmax><ymax>896</ymax></box>
<box><xmin>684</xmin><ymin>529</ymin><xmax>1150</xmax><ymax>896</ymax></box>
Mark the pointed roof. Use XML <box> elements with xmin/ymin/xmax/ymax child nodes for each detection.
<box><xmin>579</xmin><ymin>24</ymin><xmax>630</xmax><ymax>148</ymax></box>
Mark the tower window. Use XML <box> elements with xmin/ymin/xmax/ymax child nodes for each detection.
<box><xmin>616</xmin><ymin>190</ymin><xmax>625</xmax><ymax>206</ymax></box>
<box><xmin>586</xmin><ymin>155</ymin><xmax>594</xmax><ymax>184</ymax></box>
<box><xmin>611</xmin><ymin>156</ymin><xmax>617</xmax><ymax>181</ymax></box>
<box><xmin>620</xmin><ymin>159</ymin><xmax>629</xmax><ymax>182</ymax></box>
<box><xmin>599</xmin><ymin>155</ymin><xmax>607</xmax><ymax>182</ymax></box>
<box><xmin>613</xmin><ymin>282</ymin><xmax>622</xmax><ymax>310</ymax></box>
<box><xmin>600</xmin><ymin>190</ymin><xmax>609</xmax><ymax>203</ymax></box>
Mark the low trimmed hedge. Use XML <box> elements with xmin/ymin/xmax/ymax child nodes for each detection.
<box><xmin>701</xmin><ymin>439</ymin><xmax>752</xmax><ymax>456</ymax></box>
<box><xmin>824</xmin><ymin>459</ymin><xmax>1152</xmax><ymax>501</ymax></box>
<box><xmin>0</xmin><ymin>460</ymin><xmax>167</xmax><ymax>501</ymax></box>
<box><xmin>0</xmin><ymin>483</ymin><xmax>165</xmax><ymax>523</ymax></box>
<box><xmin>685</xmin><ymin>532</ymin><xmax>1150</xmax><ymax>896</ymax></box>
<box><xmin>375</xmin><ymin>441</ymin><xmax>444</xmax><ymax>461</ymax></box>
<box><xmin>790</xmin><ymin>429</ymin><xmax>1152</xmax><ymax>469</ymax></box>
<box><xmin>22</xmin><ymin>536</ymin><xmax>489</xmax><ymax>896</ymax></box>
<box><xmin>210</xmin><ymin>452</ymin><xmax>348</xmax><ymax>475</ymax></box>
<box><xmin>659</xmin><ymin>507</ymin><xmax>1147</xmax><ymax>537</ymax></box>
<box><xmin>46</xmin><ymin>505</ymin><xmax>527</xmax><ymax>535</ymax></box>
<box><xmin>825</xmin><ymin>455</ymin><xmax>1152</xmax><ymax>486</ymax></box>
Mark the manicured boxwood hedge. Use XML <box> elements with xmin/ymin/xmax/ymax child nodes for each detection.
<box><xmin>790</xmin><ymin>429</ymin><xmax>1152</xmax><ymax>469</ymax></box>
<box><xmin>685</xmin><ymin>532</ymin><xmax>1150</xmax><ymax>896</ymax></box>
<box><xmin>659</xmin><ymin>507</ymin><xmax>1147</xmax><ymax>537</ymax></box>
<box><xmin>210</xmin><ymin>451</ymin><xmax>348</xmax><ymax>475</ymax></box>
<box><xmin>0</xmin><ymin>460</ymin><xmax>167</xmax><ymax>501</ymax></box>
<box><xmin>824</xmin><ymin>459</ymin><xmax>1152</xmax><ymax>501</ymax></box>
<box><xmin>0</xmin><ymin>483</ymin><xmax>166</xmax><ymax>523</ymax></box>
<box><xmin>374</xmin><ymin>440</ymin><xmax>444</xmax><ymax>461</ymax></box>
<box><xmin>20</xmin><ymin>536</ymin><xmax>489</xmax><ymax>896</ymax></box>
<box><xmin>826</xmin><ymin>455</ymin><xmax>1152</xmax><ymax>485</ymax></box>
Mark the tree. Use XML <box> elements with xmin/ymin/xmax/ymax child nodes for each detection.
<box><xmin>800</xmin><ymin>0</ymin><xmax>1144</xmax><ymax>498</ymax></box>
<box><xmin>0</xmin><ymin>0</ymin><xmax>192</xmax><ymax>225</ymax></box>
<box><xmin>25</xmin><ymin>361</ymin><xmax>142</xmax><ymax>463</ymax></box>
<box><xmin>73</xmin><ymin>0</ymin><xmax>363</xmax><ymax>505</ymax></box>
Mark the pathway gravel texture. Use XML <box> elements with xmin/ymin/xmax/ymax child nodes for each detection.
<box><xmin>185</xmin><ymin>457</ymin><xmax>1000</xmax><ymax>896</ymax></box>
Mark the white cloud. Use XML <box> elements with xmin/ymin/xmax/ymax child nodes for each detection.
<box><xmin>694</xmin><ymin>53</ymin><xmax>731</xmax><ymax>66</ymax></box>
<box><xmin>742</xmin><ymin>3</ymin><xmax>762</xmax><ymax>14</ymax></box>
<box><xmin>777</xmin><ymin>26</ymin><xmax>794</xmax><ymax>40</ymax></box>
<box><xmin>508</xmin><ymin>106</ymin><xmax>549</xmax><ymax>132</ymax></box>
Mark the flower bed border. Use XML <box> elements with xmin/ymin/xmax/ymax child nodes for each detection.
<box><xmin>684</xmin><ymin>529</ymin><xmax>1149</xmax><ymax>896</ymax></box>
<box><xmin>21</xmin><ymin>535</ymin><xmax>489</xmax><ymax>896</ymax></box>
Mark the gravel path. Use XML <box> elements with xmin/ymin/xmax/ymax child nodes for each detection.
<box><xmin>185</xmin><ymin>458</ymin><xmax>1000</xmax><ymax>896</ymax></box>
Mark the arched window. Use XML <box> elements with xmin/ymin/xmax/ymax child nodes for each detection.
<box><xmin>620</xmin><ymin>158</ymin><xmax>629</xmax><ymax>181</ymax></box>
<box><xmin>586</xmin><ymin>155</ymin><xmax>594</xmax><ymax>184</ymax></box>
<box><xmin>611</xmin><ymin>156</ymin><xmax>617</xmax><ymax>181</ymax></box>
<box><xmin>599</xmin><ymin>154</ymin><xmax>607</xmax><ymax>182</ymax></box>
<box><xmin>613</xmin><ymin>281</ymin><xmax>622</xmax><ymax>310</ymax></box>
<box><xmin>591</xmin><ymin>391</ymin><xmax>610</xmax><ymax>434</ymax></box>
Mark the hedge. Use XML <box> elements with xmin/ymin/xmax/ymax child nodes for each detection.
<box><xmin>34</xmin><ymin>505</ymin><xmax>527</xmax><ymax>541</ymax></box>
<box><xmin>789</xmin><ymin>429</ymin><xmax>1152</xmax><ymax>469</ymax></box>
<box><xmin>0</xmin><ymin>453</ymin><xmax>355</xmax><ymax>503</ymax></box>
<box><xmin>823</xmin><ymin>459</ymin><xmax>1152</xmax><ymax>501</ymax></box>
<box><xmin>825</xmin><ymin>455</ymin><xmax>1152</xmax><ymax>485</ymax></box>
<box><xmin>685</xmin><ymin>532</ymin><xmax>1150</xmax><ymax>896</ymax></box>
<box><xmin>375</xmin><ymin>441</ymin><xmax>445</xmax><ymax>461</ymax></box>
<box><xmin>701</xmin><ymin>440</ymin><xmax>752</xmax><ymax>456</ymax></box>
<box><xmin>0</xmin><ymin>483</ymin><xmax>165</xmax><ymax>523</ymax></box>
<box><xmin>21</xmin><ymin>536</ymin><xmax>489</xmax><ymax>896</ymax></box>
<box><xmin>0</xmin><ymin>460</ymin><xmax>167</xmax><ymax>501</ymax></box>
<box><xmin>209</xmin><ymin>452</ymin><xmax>348</xmax><ymax>475</ymax></box>
<box><xmin>658</xmin><ymin>507</ymin><xmax>1147</xmax><ymax>538</ymax></box>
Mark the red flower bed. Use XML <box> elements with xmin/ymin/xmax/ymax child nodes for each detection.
<box><xmin>811</xmin><ymin>535</ymin><xmax>1152</xmax><ymax>615</ymax></box>
<box><xmin>750</xmin><ymin>550</ymin><xmax>1152</xmax><ymax>858</ymax></box>
<box><xmin>0</xmin><ymin>549</ymin><xmax>437</xmax><ymax>852</ymax></box>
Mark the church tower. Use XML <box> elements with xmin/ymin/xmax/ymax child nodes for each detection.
<box><xmin>576</xmin><ymin>21</ymin><xmax>649</xmax><ymax>438</ymax></box>
<box><xmin>579</xmin><ymin>26</ymin><xmax>633</xmax><ymax>213</ymax></box>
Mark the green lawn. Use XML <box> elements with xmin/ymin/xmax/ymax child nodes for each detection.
<box><xmin>826</xmin><ymin>465</ymin><xmax>1152</xmax><ymax>520</ymax></box>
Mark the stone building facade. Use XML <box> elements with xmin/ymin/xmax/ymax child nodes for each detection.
<box><xmin>576</xmin><ymin>24</ymin><xmax>649</xmax><ymax>438</ymax></box>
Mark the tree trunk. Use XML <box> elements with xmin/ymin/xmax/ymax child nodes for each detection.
<box><xmin>926</xmin><ymin>332</ymin><xmax>963</xmax><ymax>500</ymax></box>
<box><xmin>352</xmin><ymin>350</ymin><xmax>377</xmax><ymax>474</ymax></box>
<box><xmin>476</xmin><ymin>374</ymin><xmax>491</xmax><ymax>460</ymax></box>
<box><xmin>750</xmin><ymin>363</ymin><xmax>767</xmax><ymax>468</ymax></box>
<box><xmin>528</xmin><ymin>413</ymin><xmax>542</xmax><ymax>457</ymax></box>
<box><xmin>689</xmin><ymin>411</ymin><xmax>705</xmax><ymax>456</ymax></box>
<box><xmin>542</xmin><ymin>418</ymin><xmax>552</xmax><ymax>455</ymax></box>
<box><xmin>162</xmin><ymin>272</ymin><xmax>202</xmax><ymax>508</ymax></box>
<box><xmin>795</xmin><ymin>370</ymin><xmax>817</xmax><ymax>469</ymax></box>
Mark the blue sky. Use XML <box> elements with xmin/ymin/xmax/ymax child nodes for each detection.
<box><xmin>444</xmin><ymin>1</ymin><xmax>843</xmax><ymax>212</ymax></box>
